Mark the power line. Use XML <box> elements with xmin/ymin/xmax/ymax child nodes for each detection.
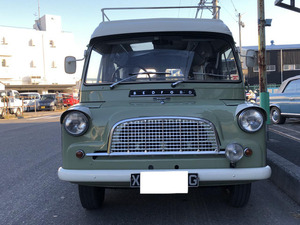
<box><xmin>230</xmin><ymin>0</ymin><xmax>238</xmax><ymax>14</ymax></box>
<box><xmin>220</xmin><ymin>3</ymin><xmax>238</xmax><ymax>22</ymax></box>
<box><xmin>177</xmin><ymin>0</ymin><xmax>182</xmax><ymax>17</ymax></box>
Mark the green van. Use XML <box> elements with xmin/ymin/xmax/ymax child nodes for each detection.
<box><xmin>58</xmin><ymin>6</ymin><xmax>271</xmax><ymax>209</ymax></box>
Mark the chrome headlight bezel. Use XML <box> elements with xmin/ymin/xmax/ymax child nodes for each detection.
<box><xmin>238</xmin><ymin>108</ymin><xmax>264</xmax><ymax>133</ymax></box>
<box><xmin>63</xmin><ymin>111</ymin><xmax>89</xmax><ymax>136</ymax></box>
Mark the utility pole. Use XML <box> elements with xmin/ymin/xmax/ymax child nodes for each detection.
<box><xmin>238</xmin><ymin>13</ymin><xmax>245</xmax><ymax>82</ymax></box>
<box><xmin>213</xmin><ymin>0</ymin><xmax>219</xmax><ymax>19</ymax></box>
<box><xmin>238</xmin><ymin>13</ymin><xmax>244</xmax><ymax>57</ymax></box>
<box><xmin>258</xmin><ymin>0</ymin><xmax>270</xmax><ymax>124</ymax></box>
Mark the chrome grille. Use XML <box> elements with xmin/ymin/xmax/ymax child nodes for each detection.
<box><xmin>109</xmin><ymin>117</ymin><xmax>219</xmax><ymax>155</ymax></box>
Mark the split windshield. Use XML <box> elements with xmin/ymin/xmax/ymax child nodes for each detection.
<box><xmin>85</xmin><ymin>34</ymin><xmax>240</xmax><ymax>85</ymax></box>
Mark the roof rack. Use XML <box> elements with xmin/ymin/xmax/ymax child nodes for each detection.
<box><xmin>101</xmin><ymin>5</ymin><xmax>221</xmax><ymax>22</ymax></box>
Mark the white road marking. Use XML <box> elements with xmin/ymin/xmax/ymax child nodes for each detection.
<box><xmin>273</xmin><ymin>124</ymin><xmax>300</xmax><ymax>135</ymax></box>
<box><xmin>27</xmin><ymin>115</ymin><xmax>60</xmax><ymax>120</ymax></box>
<box><xmin>269</xmin><ymin>127</ymin><xmax>300</xmax><ymax>143</ymax></box>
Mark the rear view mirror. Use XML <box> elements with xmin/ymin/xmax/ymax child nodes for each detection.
<box><xmin>246</xmin><ymin>50</ymin><xmax>256</xmax><ymax>68</ymax></box>
<box><xmin>65</xmin><ymin>56</ymin><xmax>76</xmax><ymax>74</ymax></box>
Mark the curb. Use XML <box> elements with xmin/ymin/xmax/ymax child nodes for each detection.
<box><xmin>1</xmin><ymin>110</ymin><xmax>64</xmax><ymax>120</ymax></box>
<box><xmin>267</xmin><ymin>149</ymin><xmax>300</xmax><ymax>205</ymax></box>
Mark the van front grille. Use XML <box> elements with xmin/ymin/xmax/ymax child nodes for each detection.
<box><xmin>109</xmin><ymin>117</ymin><xmax>219</xmax><ymax>155</ymax></box>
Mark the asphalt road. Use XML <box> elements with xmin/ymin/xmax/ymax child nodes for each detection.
<box><xmin>267</xmin><ymin>118</ymin><xmax>300</xmax><ymax>166</ymax></box>
<box><xmin>0</xmin><ymin>114</ymin><xmax>299</xmax><ymax>225</ymax></box>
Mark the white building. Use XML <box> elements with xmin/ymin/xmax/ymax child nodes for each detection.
<box><xmin>0</xmin><ymin>15</ymin><xmax>82</xmax><ymax>94</ymax></box>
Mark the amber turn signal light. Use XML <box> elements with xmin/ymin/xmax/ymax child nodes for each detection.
<box><xmin>76</xmin><ymin>150</ymin><xmax>85</xmax><ymax>159</ymax></box>
<box><xmin>244</xmin><ymin>148</ymin><xmax>253</xmax><ymax>157</ymax></box>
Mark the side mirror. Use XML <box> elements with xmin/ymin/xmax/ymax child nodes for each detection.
<box><xmin>65</xmin><ymin>56</ymin><xmax>76</xmax><ymax>74</ymax></box>
<box><xmin>245</xmin><ymin>50</ymin><xmax>256</xmax><ymax>68</ymax></box>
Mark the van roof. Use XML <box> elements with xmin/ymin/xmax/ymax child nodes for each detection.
<box><xmin>91</xmin><ymin>18</ymin><xmax>232</xmax><ymax>40</ymax></box>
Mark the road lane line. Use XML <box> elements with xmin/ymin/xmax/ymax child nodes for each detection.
<box><xmin>273</xmin><ymin>124</ymin><xmax>300</xmax><ymax>135</ymax></box>
<box><xmin>269</xmin><ymin>127</ymin><xmax>300</xmax><ymax>143</ymax></box>
<box><xmin>27</xmin><ymin>115</ymin><xmax>60</xmax><ymax>120</ymax></box>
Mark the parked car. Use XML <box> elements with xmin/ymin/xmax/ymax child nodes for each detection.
<box><xmin>62</xmin><ymin>93</ymin><xmax>79</xmax><ymax>107</ymax></box>
<box><xmin>39</xmin><ymin>93</ymin><xmax>64</xmax><ymax>111</ymax></box>
<box><xmin>269</xmin><ymin>75</ymin><xmax>300</xmax><ymax>124</ymax></box>
<box><xmin>20</xmin><ymin>92</ymin><xmax>41</xmax><ymax>112</ymax></box>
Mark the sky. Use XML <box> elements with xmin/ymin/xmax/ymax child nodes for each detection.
<box><xmin>1</xmin><ymin>0</ymin><xmax>300</xmax><ymax>53</ymax></box>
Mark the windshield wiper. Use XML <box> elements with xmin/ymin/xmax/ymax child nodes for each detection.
<box><xmin>171</xmin><ymin>80</ymin><xmax>185</xmax><ymax>88</ymax></box>
<box><xmin>110</xmin><ymin>74</ymin><xmax>140</xmax><ymax>89</ymax></box>
<box><xmin>110</xmin><ymin>72</ymin><xmax>171</xmax><ymax>89</ymax></box>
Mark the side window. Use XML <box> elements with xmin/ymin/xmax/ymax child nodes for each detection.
<box><xmin>14</xmin><ymin>92</ymin><xmax>20</xmax><ymax>99</ymax></box>
<box><xmin>86</xmin><ymin>50</ymin><xmax>102</xmax><ymax>84</ymax></box>
<box><xmin>283</xmin><ymin>79</ymin><xmax>300</xmax><ymax>93</ymax></box>
<box><xmin>221</xmin><ymin>48</ymin><xmax>238</xmax><ymax>80</ymax></box>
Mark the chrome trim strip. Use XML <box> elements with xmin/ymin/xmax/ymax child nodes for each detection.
<box><xmin>130</xmin><ymin>94</ymin><xmax>195</xmax><ymax>97</ymax></box>
<box><xmin>86</xmin><ymin>151</ymin><xmax>225</xmax><ymax>157</ymax></box>
<box><xmin>281</xmin><ymin>113</ymin><xmax>300</xmax><ymax>116</ymax></box>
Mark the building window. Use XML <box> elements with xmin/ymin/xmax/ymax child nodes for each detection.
<box><xmin>1</xmin><ymin>37</ymin><xmax>8</xmax><ymax>45</ymax></box>
<box><xmin>49</xmin><ymin>40</ymin><xmax>56</xmax><ymax>48</ymax></box>
<box><xmin>31</xmin><ymin>76</ymin><xmax>41</xmax><ymax>79</ymax></box>
<box><xmin>2</xmin><ymin>59</ymin><xmax>8</xmax><ymax>67</ymax></box>
<box><xmin>51</xmin><ymin>61</ymin><xmax>57</xmax><ymax>68</ymax></box>
<box><xmin>30</xmin><ymin>60</ymin><xmax>36</xmax><ymax>68</ymax></box>
<box><xmin>253</xmin><ymin>66</ymin><xmax>259</xmax><ymax>72</ymax></box>
<box><xmin>283</xmin><ymin>64</ymin><xmax>294</xmax><ymax>71</ymax></box>
<box><xmin>253</xmin><ymin>65</ymin><xmax>275</xmax><ymax>72</ymax></box>
<box><xmin>266</xmin><ymin>65</ymin><xmax>276</xmax><ymax>72</ymax></box>
<box><xmin>294</xmin><ymin>64</ymin><xmax>300</xmax><ymax>70</ymax></box>
<box><xmin>29</xmin><ymin>39</ymin><xmax>35</xmax><ymax>46</ymax></box>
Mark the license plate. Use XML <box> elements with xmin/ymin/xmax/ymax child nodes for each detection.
<box><xmin>41</xmin><ymin>106</ymin><xmax>45</xmax><ymax>109</ymax></box>
<box><xmin>130</xmin><ymin>172</ymin><xmax>199</xmax><ymax>194</ymax></box>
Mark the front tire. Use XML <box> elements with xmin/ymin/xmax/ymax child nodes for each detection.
<box><xmin>15</xmin><ymin>108</ymin><xmax>22</xmax><ymax>117</ymax></box>
<box><xmin>226</xmin><ymin>183</ymin><xmax>251</xmax><ymax>207</ymax></box>
<box><xmin>270</xmin><ymin>107</ymin><xmax>286</xmax><ymax>124</ymax></box>
<box><xmin>78</xmin><ymin>185</ymin><xmax>105</xmax><ymax>210</ymax></box>
<box><xmin>1</xmin><ymin>109</ymin><xmax>7</xmax><ymax>118</ymax></box>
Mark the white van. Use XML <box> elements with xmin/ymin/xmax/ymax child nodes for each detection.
<box><xmin>20</xmin><ymin>92</ymin><xmax>41</xmax><ymax>112</ymax></box>
<box><xmin>0</xmin><ymin>91</ymin><xmax>7</xmax><ymax>118</ymax></box>
<box><xmin>1</xmin><ymin>90</ymin><xmax>23</xmax><ymax>117</ymax></box>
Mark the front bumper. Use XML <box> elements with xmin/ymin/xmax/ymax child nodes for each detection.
<box><xmin>58</xmin><ymin>166</ymin><xmax>271</xmax><ymax>183</ymax></box>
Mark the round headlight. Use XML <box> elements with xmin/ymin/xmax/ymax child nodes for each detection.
<box><xmin>225</xmin><ymin>143</ymin><xmax>244</xmax><ymax>163</ymax></box>
<box><xmin>238</xmin><ymin>109</ymin><xmax>264</xmax><ymax>133</ymax></box>
<box><xmin>63</xmin><ymin>111</ymin><xmax>89</xmax><ymax>136</ymax></box>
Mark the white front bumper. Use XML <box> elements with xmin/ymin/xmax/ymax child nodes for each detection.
<box><xmin>58</xmin><ymin>166</ymin><xmax>271</xmax><ymax>183</ymax></box>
